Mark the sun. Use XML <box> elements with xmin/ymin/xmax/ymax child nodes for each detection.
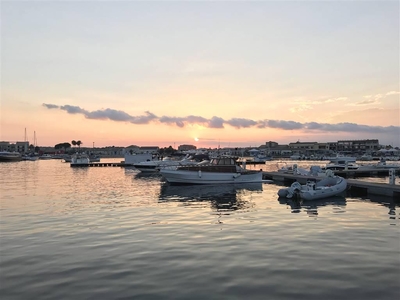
<box><xmin>194</xmin><ymin>137</ymin><xmax>199</xmax><ymax>142</ymax></box>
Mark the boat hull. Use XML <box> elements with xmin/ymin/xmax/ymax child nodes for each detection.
<box><xmin>300</xmin><ymin>177</ymin><xmax>347</xmax><ymax>200</ymax></box>
<box><xmin>160</xmin><ymin>169</ymin><xmax>263</xmax><ymax>185</ymax></box>
<box><xmin>0</xmin><ymin>152</ymin><xmax>22</xmax><ymax>162</ymax></box>
<box><xmin>0</xmin><ymin>157</ymin><xmax>22</xmax><ymax>162</ymax></box>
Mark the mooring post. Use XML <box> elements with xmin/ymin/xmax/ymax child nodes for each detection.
<box><xmin>389</xmin><ymin>168</ymin><xmax>396</xmax><ymax>185</ymax></box>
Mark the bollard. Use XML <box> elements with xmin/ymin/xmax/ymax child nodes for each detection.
<box><xmin>389</xmin><ymin>168</ymin><xmax>396</xmax><ymax>185</ymax></box>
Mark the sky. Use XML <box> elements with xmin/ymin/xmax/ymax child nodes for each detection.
<box><xmin>1</xmin><ymin>0</ymin><xmax>399</xmax><ymax>149</ymax></box>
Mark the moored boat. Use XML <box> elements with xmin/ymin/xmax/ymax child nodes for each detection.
<box><xmin>70</xmin><ymin>153</ymin><xmax>90</xmax><ymax>167</ymax></box>
<box><xmin>0</xmin><ymin>151</ymin><xmax>22</xmax><ymax>162</ymax></box>
<box><xmin>22</xmin><ymin>153</ymin><xmax>39</xmax><ymax>161</ymax></box>
<box><xmin>160</xmin><ymin>156</ymin><xmax>263</xmax><ymax>185</ymax></box>
<box><xmin>277</xmin><ymin>170</ymin><xmax>347</xmax><ymax>200</ymax></box>
<box><xmin>133</xmin><ymin>156</ymin><xmax>199</xmax><ymax>172</ymax></box>
<box><xmin>123</xmin><ymin>152</ymin><xmax>153</xmax><ymax>166</ymax></box>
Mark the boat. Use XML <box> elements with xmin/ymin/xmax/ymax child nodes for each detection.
<box><xmin>276</xmin><ymin>163</ymin><xmax>310</xmax><ymax>175</ymax></box>
<box><xmin>89</xmin><ymin>154</ymin><xmax>101</xmax><ymax>162</ymax></box>
<box><xmin>122</xmin><ymin>152</ymin><xmax>153</xmax><ymax>166</ymax></box>
<box><xmin>359</xmin><ymin>154</ymin><xmax>373</xmax><ymax>161</ymax></box>
<box><xmin>22</xmin><ymin>153</ymin><xmax>39</xmax><ymax>161</ymax></box>
<box><xmin>133</xmin><ymin>155</ymin><xmax>200</xmax><ymax>172</ymax></box>
<box><xmin>327</xmin><ymin>155</ymin><xmax>356</xmax><ymax>164</ymax></box>
<box><xmin>70</xmin><ymin>153</ymin><xmax>90</xmax><ymax>167</ymax></box>
<box><xmin>323</xmin><ymin>162</ymin><xmax>359</xmax><ymax>171</ymax></box>
<box><xmin>358</xmin><ymin>159</ymin><xmax>400</xmax><ymax>170</ymax></box>
<box><xmin>289</xmin><ymin>153</ymin><xmax>303</xmax><ymax>160</ymax></box>
<box><xmin>39</xmin><ymin>154</ymin><xmax>53</xmax><ymax>160</ymax></box>
<box><xmin>0</xmin><ymin>151</ymin><xmax>22</xmax><ymax>162</ymax></box>
<box><xmin>277</xmin><ymin>170</ymin><xmax>347</xmax><ymax>200</ymax></box>
<box><xmin>159</xmin><ymin>156</ymin><xmax>263</xmax><ymax>185</ymax></box>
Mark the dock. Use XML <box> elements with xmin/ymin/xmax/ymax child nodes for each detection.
<box><xmin>71</xmin><ymin>162</ymin><xmax>124</xmax><ymax>167</ymax></box>
<box><xmin>263</xmin><ymin>171</ymin><xmax>400</xmax><ymax>200</ymax></box>
<box><xmin>328</xmin><ymin>168</ymin><xmax>400</xmax><ymax>178</ymax></box>
<box><xmin>346</xmin><ymin>179</ymin><xmax>400</xmax><ymax>198</ymax></box>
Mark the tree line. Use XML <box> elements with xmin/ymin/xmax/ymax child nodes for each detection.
<box><xmin>54</xmin><ymin>141</ymin><xmax>82</xmax><ymax>150</ymax></box>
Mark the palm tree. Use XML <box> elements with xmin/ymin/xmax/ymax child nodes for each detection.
<box><xmin>76</xmin><ymin>140</ymin><xmax>82</xmax><ymax>149</ymax></box>
<box><xmin>71</xmin><ymin>140</ymin><xmax>77</xmax><ymax>148</ymax></box>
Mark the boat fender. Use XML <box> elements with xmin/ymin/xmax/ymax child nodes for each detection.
<box><xmin>198</xmin><ymin>170</ymin><xmax>202</xmax><ymax>178</ymax></box>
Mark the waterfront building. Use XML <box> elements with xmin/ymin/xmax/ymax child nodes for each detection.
<box><xmin>0</xmin><ymin>141</ymin><xmax>29</xmax><ymax>153</ymax></box>
<box><xmin>178</xmin><ymin>144</ymin><xmax>196</xmax><ymax>151</ymax></box>
<box><xmin>337</xmin><ymin>139</ymin><xmax>379</xmax><ymax>153</ymax></box>
<box><xmin>139</xmin><ymin>146</ymin><xmax>160</xmax><ymax>154</ymax></box>
<box><xmin>289</xmin><ymin>141</ymin><xmax>319</xmax><ymax>151</ymax></box>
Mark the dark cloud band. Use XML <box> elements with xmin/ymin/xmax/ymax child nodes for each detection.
<box><xmin>42</xmin><ymin>103</ymin><xmax>399</xmax><ymax>134</ymax></box>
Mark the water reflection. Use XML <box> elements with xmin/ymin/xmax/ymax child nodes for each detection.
<box><xmin>159</xmin><ymin>183</ymin><xmax>262</xmax><ymax>211</ymax></box>
<box><xmin>278</xmin><ymin>195</ymin><xmax>347</xmax><ymax>215</ymax></box>
<box><xmin>354</xmin><ymin>195</ymin><xmax>399</xmax><ymax>223</ymax></box>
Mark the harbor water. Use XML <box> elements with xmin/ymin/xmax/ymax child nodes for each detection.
<box><xmin>1</xmin><ymin>159</ymin><xmax>399</xmax><ymax>299</ymax></box>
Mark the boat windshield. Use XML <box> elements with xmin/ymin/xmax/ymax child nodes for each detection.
<box><xmin>211</xmin><ymin>157</ymin><xmax>235</xmax><ymax>165</ymax></box>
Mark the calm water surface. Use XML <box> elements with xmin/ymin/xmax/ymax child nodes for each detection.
<box><xmin>1</xmin><ymin>159</ymin><xmax>399</xmax><ymax>300</ymax></box>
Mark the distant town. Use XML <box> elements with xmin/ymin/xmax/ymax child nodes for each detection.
<box><xmin>1</xmin><ymin>139</ymin><xmax>399</xmax><ymax>160</ymax></box>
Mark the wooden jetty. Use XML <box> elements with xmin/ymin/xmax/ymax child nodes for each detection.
<box><xmin>329</xmin><ymin>168</ymin><xmax>400</xmax><ymax>178</ymax></box>
<box><xmin>70</xmin><ymin>162</ymin><xmax>124</xmax><ymax>167</ymax></box>
<box><xmin>263</xmin><ymin>171</ymin><xmax>400</xmax><ymax>200</ymax></box>
<box><xmin>346</xmin><ymin>179</ymin><xmax>400</xmax><ymax>199</ymax></box>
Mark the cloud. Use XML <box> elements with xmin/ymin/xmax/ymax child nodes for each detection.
<box><xmin>60</xmin><ymin>105</ymin><xmax>88</xmax><ymax>115</ymax></box>
<box><xmin>353</xmin><ymin>99</ymin><xmax>380</xmax><ymax>106</ymax></box>
<box><xmin>386</xmin><ymin>91</ymin><xmax>400</xmax><ymax>96</ymax></box>
<box><xmin>42</xmin><ymin>103</ymin><xmax>157</xmax><ymax>124</ymax></box>
<box><xmin>289</xmin><ymin>96</ymin><xmax>348</xmax><ymax>112</ymax></box>
<box><xmin>226</xmin><ymin>118</ymin><xmax>257</xmax><ymax>128</ymax></box>
<box><xmin>42</xmin><ymin>103</ymin><xmax>59</xmax><ymax>109</ymax></box>
<box><xmin>42</xmin><ymin>103</ymin><xmax>400</xmax><ymax>134</ymax></box>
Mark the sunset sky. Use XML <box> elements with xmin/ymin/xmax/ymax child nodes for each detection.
<box><xmin>1</xmin><ymin>0</ymin><xmax>399</xmax><ymax>149</ymax></box>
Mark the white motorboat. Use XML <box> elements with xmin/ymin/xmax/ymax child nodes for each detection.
<box><xmin>70</xmin><ymin>153</ymin><xmax>90</xmax><ymax>167</ymax></box>
<box><xmin>324</xmin><ymin>162</ymin><xmax>359</xmax><ymax>171</ymax></box>
<box><xmin>160</xmin><ymin>156</ymin><xmax>263</xmax><ymax>185</ymax></box>
<box><xmin>277</xmin><ymin>170</ymin><xmax>347</xmax><ymax>200</ymax></box>
<box><xmin>123</xmin><ymin>152</ymin><xmax>153</xmax><ymax>166</ymax></box>
<box><xmin>39</xmin><ymin>154</ymin><xmax>53</xmax><ymax>160</ymax></box>
<box><xmin>133</xmin><ymin>156</ymin><xmax>199</xmax><ymax>172</ymax></box>
<box><xmin>358</xmin><ymin>159</ymin><xmax>400</xmax><ymax>170</ymax></box>
<box><xmin>0</xmin><ymin>151</ymin><xmax>22</xmax><ymax>162</ymax></box>
<box><xmin>276</xmin><ymin>163</ymin><xmax>309</xmax><ymax>175</ymax></box>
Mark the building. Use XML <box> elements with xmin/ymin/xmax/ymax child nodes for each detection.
<box><xmin>178</xmin><ymin>144</ymin><xmax>197</xmax><ymax>151</ymax></box>
<box><xmin>139</xmin><ymin>146</ymin><xmax>160</xmax><ymax>154</ymax></box>
<box><xmin>0</xmin><ymin>141</ymin><xmax>29</xmax><ymax>153</ymax></box>
<box><xmin>288</xmin><ymin>141</ymin><xmax>319</xmax><ymax>151</ymax></box>
<box><xmin>336</xmin><ymin>139</ymin><xmax>379</xmax><ymax>153</ymax></box>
